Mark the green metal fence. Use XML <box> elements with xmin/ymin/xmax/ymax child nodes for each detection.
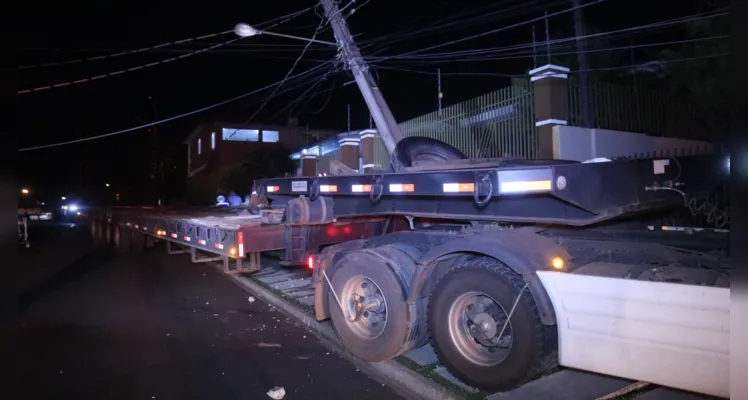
<box><xmin>567</xmin><ymin>79</ymin><xmax>704</xmax><ymax>140</ymax></box>
<box><xmin>374</xmin><ymin>79</ymin><xmax>536</xmax><ymax>169</ymax></box>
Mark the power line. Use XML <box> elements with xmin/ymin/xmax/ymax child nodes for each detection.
<box><xmin>18</xmin><ymin>7</ymin><xmax>313</xmax><ymax>70</ymax></box>
<box><xmin>18</xmin><ymin>37</ymin><xmax>243</xmax><ymax>95</ymax></box>
<box><xmin>360</xmin><ymin>0</ymin><xmax>569</xmax><ymax>50</ymax></box>
<box><xmin>374</xmin><ymin>35</ymin><xmax>729</xmax><ymax>67</ymax></box>
<box><xmin>242</xmin><ymin>5</ymin><xmax>330</xmax><ymax>125</ymax></box>
<box><xmin>17</xmin><ymin>61</ymin><xmax>333</xmax><ymax>152</ymax></box>
<box><xmin>376</xmin><ymin>53</ymin><xmax>729</xmax><ymax>78</ymax></box>
<box><xmin>372</xmin><ymin>0</ymin><xmax>610</xmax><ymax>64</ymax></box>
<box><xmin>370</xmin><ymin>10</ymin><xmax>728</xmax><ymax>63</ymax></box>
<box><xmin>19</xmin><ymin>31</ymin><xmax>232</xmax><ymax>69</ymax></box>
<box><xmin>269</xmin><ymin>67</ymin><xmax>337</xmax><ymax>120</ymax></box>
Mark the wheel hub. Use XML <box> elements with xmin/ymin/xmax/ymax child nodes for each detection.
<box><xmin>448</xmin><ymin>291</ymin><xmax>514</xmax><ymax>366</ymax></box>
<box><xmin>341</xmin><ymin>276</ymin><xmax>388</xmax><ymax>339</ymax></box>
<box><xmin>470</xmin><ymin>312</ymin><xmax>498</xmax><ymax>339</ymax></box>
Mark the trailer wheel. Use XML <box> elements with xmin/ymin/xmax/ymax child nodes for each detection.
<box><xmin>390</xmin><ymin>136</ymin><xmax>466</xmax><ymax>172</ymax></box>
<box><xmin>91</xmin><ymin>220</ymin><xmax>100</xmax><ymax>242</ymax></box>
<box><xmin>328</xmin><ymin>247</ymin><xmax>426</xmax><ymax>362</ymax></box>
<box><xmin>92</xmin><ymin>220</ymin><xmax>106</xmax><ymax>245</ymax></box>
<box><xmin>104</xmin><ymin>223</ymin><xmax>112</xmax><ymax>246</ymax></box>
<box><xmin>131</xmin><ymin>232</ymin><xmax>146</xmax><ymax>253</ymax></box>
<box><xmin>114</xmin><ymin>226</ymin><xmax>131</xmax><ymax>254</ymax></box>
<box><xmin>428</xmin><ymin>257</ymin><xmax>554</xmax><ymax>391</ymax></box>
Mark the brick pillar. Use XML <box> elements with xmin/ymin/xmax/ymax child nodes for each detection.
<box><xmin>530</xmin><ymin>64</ymin><xmax>569</xmax><ymax>159</ymax></box>
<box><xmin>338</xmin><ymin>136</ymin><xmax>360</xmax><ymax>171</ymax></box>
<box><xmin>300</xmin><ymin>154</ymin><xmax>317</xmax><ymax>176</ymax></box>
<box><xmin>359</xmin><ymin>129</ymin><xmax>377</xmax><ymax>173</ymax></box>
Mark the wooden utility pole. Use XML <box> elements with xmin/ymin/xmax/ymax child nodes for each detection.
<box><xmin>320</xmin><ymin>0</ymin><xmax>403</xmax><ymax>155</ymax></box>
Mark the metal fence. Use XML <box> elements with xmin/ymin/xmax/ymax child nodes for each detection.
<box><xmin>373</xmin><ymin>79</ymin><xmax>537</xmax><ymax>169</ymax></box>
<box><xmin>567</xmin><ymin>79</ymin><xmax>705</xmax><ymax>140</ymax></box>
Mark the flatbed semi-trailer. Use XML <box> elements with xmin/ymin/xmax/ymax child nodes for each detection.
<box><xmin>88</xmin><ymin>152</ymin><xmax>729</xmax><ymax>397</ymax></box>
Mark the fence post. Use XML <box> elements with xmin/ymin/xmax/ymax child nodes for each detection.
<box><xmin>338</xmin><ymin>135</ymin><xmax>360</xmax><ymax>171</ymax></box>
<box><xmin>530</xmin><ymin>64</ymin><xmax>570</xmax><ymax>159</ymax></box>
<box><xmin>300</xmin><ymin>154</ymin><xmax>317</xmax><ymax>176</ymax></box>
<box><xmin>359</xmin><ymin>129</ymin><xmax>377</xmax><ymax>173</ymax></box>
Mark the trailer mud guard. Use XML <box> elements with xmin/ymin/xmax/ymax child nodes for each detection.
<box><xmin>408</xmin><ymin>233</ymin><xmax>572</xmax><ymax>326</ymax></box>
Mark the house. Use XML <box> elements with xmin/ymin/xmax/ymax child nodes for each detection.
<box><xmin>182</xmin><ymin>120</ymin><xmax>333</xmax><ymax>203</ymax></box>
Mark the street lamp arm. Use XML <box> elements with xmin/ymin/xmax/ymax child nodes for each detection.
<box><xmin>234</xmin><ymin>23</ymin><xmax>337</xmax><ymax>46</ymax></box>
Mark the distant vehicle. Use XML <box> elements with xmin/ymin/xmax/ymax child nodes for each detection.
<box><xmin>18</xmin><ymin>197</ymin><xmax>52</xmax><ymax>221</ymax></box>
<box><xmin>60</xmin><ymin>200</ymin><xmax>86</xmax><ymax>219</ymax></box>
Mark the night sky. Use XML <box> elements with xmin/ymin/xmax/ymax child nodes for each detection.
<box><xmin>18</xmin><ymin>0</ymin><xmax>718</xmax><ymax>204</ymax></box>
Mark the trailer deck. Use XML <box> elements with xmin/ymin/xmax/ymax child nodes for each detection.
<box><xmin>94</xmin><ymin>205</ymin><xmax>387</xmax><ymax>272</ymax></box>
<box><xmin>255</xmin><ymin>154</ymin><xmax>727</xmax><ymax>226</ymax></box>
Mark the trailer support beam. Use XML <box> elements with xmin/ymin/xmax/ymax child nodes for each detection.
<box><xmin>166</xmin><ymin>240</ymin><xmax>189</xmax><ymax>255</ymax></box>
<box><xmin>190</xmin><ymin>247</ymin><xmax>222</xmax><ymax>264</ymax></box>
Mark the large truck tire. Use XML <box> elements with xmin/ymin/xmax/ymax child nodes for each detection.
<box><xmin>428</xmin><ymin>257</ymin><xmax>555</xmax><ymax>391</ymax></box>
<box><xmin>390</xmin><ymin>136</ymin><xmax>466</xmax><ymax>172</ymax></box>
<box><xmin>328</xmin><ymin>246</ymin><xmax>427</xmax><ymax>362</ymax></box>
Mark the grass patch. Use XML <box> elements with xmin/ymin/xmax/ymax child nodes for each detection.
<box><xmin>395</xmin><ymin>356</ymin><xmax>491</xmax><ymax>400</ymax></box>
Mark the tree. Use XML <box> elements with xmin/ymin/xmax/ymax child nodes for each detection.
<box><xmin>221</xmin><ymin>144</ymin><xmax>297</xmax><ymax>195</ymax></box>
<box><xmin>640</xmin><ymin>0</ymin><xmax>729</xmax><ymax>139</ymax></box>
<box><xmin>545</xmin><ymin>24</ymin><xmax>628</xmax><ymax>84</ymax></box>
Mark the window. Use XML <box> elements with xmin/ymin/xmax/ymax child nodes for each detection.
<box><xmin>262</xmin><ymin>130</ymin><xmax>279</xmax><ymax>143</ymax></box>
<box><xmin>197</xmin><ymin>138</ymin><xmax>202</xmax><ymax>155</ymax></box>
<box><xmin>211</xmin><ymin>132</ymin><xmax>216</xmax><ymax>149</ymax></box>
<box><xmin>222</xmin><ymin>128</ymin><xmax>258</xmax><ymax>142</ymax></box>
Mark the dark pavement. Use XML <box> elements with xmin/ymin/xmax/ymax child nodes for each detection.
<box><xmin>18</xmin><ymin>219</ymin><xmax>94</xmax><ymax>296</ymax></box>
<box><xmin>18</xmin><ymin>225</ymin><xmax>400</xmax><ymax>400</ymax></box>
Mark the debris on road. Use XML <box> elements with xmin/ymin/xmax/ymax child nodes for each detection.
<box><xmin>266</xmin><ymin>386</ymin><xmax>286</xmax><ymax>399</ymax></box>
<box><xmin>257</xmin><ymin>342</ymin><xmax>282</xmax><ymax>348</ymax></box>
<box><xmin>248</xmin><ymin>296</ymin><xmax>256</xmax><ymax>303</ymax></box>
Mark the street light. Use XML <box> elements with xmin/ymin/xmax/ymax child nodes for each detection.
<box><xmin>105</xmin><ymin>183</ymin><xmax>110</xmax><ymax>187</ymax></box>
<box><xmin>21</xmin><ymin>188</ymin><xmax>29</xmax><ymax>195</ymax></box>
<box><xmin>233</xmin><ymin>22</ymin><xmax>337</xmax><ymax>46</ymax></box>
<box><xmin>61</xmin><ymin>196</ymin><xmax>67</xmax><ymax>200</ymax></box>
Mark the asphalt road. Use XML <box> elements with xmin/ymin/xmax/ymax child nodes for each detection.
<box><xmin>18</xmin><ymin>219</ymin><xmax>94</xmax><ymax>296</ymax></box>
<box><xmin>18</xmin><ymin>224</ymin><xmax>400</xmax><ymax>400</ymax></box>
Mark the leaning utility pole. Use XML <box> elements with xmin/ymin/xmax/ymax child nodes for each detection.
<box><xmin>319</xmin><ymin>0</ymin><xmax>403</xmax><ymax>155</ymax></box>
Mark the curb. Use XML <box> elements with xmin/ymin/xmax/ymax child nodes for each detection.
<box><xmin>215</xmin><ymin>265</ymin><xmax>461</xmax><ymax>400</ymax></box>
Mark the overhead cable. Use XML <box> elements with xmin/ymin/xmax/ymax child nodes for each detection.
<box><xmin>19</xmin><ymin>7</ymin><xmax>313</xmax><ymax>69</ymax></box>
<box><xmin>17</xmin><ymin>61</ymin><xmax>333</xmax><ymax>151</ymax></box>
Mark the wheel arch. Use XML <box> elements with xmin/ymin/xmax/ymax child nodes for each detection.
<box><xmin>409</xmin><ymin>235</ymin><xmax>571</xmax><ymax>326</ymax></box>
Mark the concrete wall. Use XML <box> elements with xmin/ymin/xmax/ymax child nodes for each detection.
<box><xmin>552</xmin><ymin>126</ymin><xmax>714</xmax><ymax>161</ymax></box>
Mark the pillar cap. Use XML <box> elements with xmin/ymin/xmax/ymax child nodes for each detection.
<box><xmin>359</xmin><ymin>129</ymin><xmax>376</xmax><ymax>138</ymax></box>
<box><xmin>529</xmin><ymin>64</ymin><xmax>569</xmax><ymax>82</ymax></box>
